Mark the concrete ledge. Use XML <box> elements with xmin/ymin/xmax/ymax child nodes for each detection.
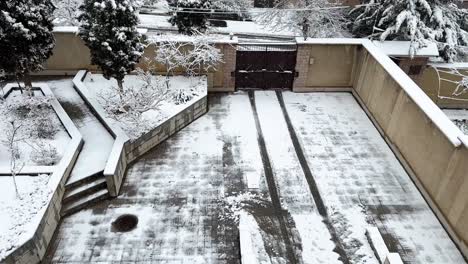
<box><xmin>1</xmin><ymin>83</ymin><xmax>83</xmax><ymax>264</ymax></box>
<box><xmin>366</xmin><ymin>227</ymin><xmax>403</xmax><ymax>264</ymax></box>
<box><xmin>73</xmin><ymin>70</ymin><xmax>208</xmax><ymax>197</ymax></box>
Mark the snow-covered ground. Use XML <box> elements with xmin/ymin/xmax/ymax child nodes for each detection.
<box><xmin>283</xmin><ymin>92</ymin><xmax>465</xmax><ymax>263</ymax></box>
<box><xmin>0</xmin><ymin>90</ymin><xmax>71</xmax><ymax>168</ymax></box>
<box><xmin>0</xmin><ymin>174</ymin><xmax>52</xmax><ymax>260</ymax></box>
<box><xmin>44</xmin><ymin>92</ymin><xmax>464</xmax><ymax>263</ymax></box>
<box><xmin>443</xmin><ymin>109</ymin><xmax>468</xmax><ymax>134</ymax></box>
<box><xmin>46</xmin><ymin>77</ymin><xmax>114</xmax><ymax>184</ymax></box>
<box><xmin>84</xmin><ymin>73</ymin><xmax>207</xmax><ymax>139</ymax></box>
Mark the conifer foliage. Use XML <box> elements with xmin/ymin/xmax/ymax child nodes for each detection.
<box><xmin>169</xmin><ymin>0</ymin><xmax>212</xmax><ymax>35</ymax></box>
<box><xmin>0</xmin><ymin>0</ymin><xmax>56</xmax><ymax>95</ymax></box>
<box><xmin>78</xmin><ymin>0</ymin><xmax>144</xmax><ymax>96</ymax></box>
<box><xmin>350</xmin><ymin>0</ymin><xmax>468</xmax><ymax>62</ymax></box>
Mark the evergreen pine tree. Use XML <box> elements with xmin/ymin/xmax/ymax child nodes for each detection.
<box><xmin>169</xmin><ymin>0</ymin><xmax>212</xmax><ymax>35</ymax></box>
<box><xmin>0</xmin><ymin>0</ymin><xmax>56</xmax><ymax>96</ymax></box>
<box><xmin>349</xmin><ymin>0</ymin><xmax>468</xmax><ymax>62</ymax></box>
<box><xmin>78</xmin><ymin>0</ymin><xmax>144</xmax><ymax>97</ymax></box>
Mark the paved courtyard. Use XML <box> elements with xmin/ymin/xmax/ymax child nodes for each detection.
<box><xmin>45</xmin><ymin>91</ymin><xmax>465</xmax><ymax>264</ymax></box>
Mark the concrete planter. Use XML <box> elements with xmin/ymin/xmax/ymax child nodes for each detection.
<box><xmin>1</xmin><ymin>84</ymin><xmax>83</xmax><ymax>264</ymax></box>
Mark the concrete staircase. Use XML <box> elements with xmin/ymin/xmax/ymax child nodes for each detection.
<box><xmin>61</xmin><ymin>172</ymin><xmax>110</xmax><ymax>217</ymax></box>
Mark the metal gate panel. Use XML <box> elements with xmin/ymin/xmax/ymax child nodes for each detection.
<box><xmin>235</xmin><ymin>44</ymin><xmax>297</xmax><ymax>89</ymax></box>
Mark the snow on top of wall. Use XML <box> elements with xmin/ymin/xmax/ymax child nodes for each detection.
<box><xmin>295</xmin><ymin>37</ymin><xmax>363</xmax><ymax>45</ymax></box>
<box><xmin>53</xmin><ymin>27</ymin><xmax>147</xmax><ymax>34</ymax></box>
<box><xmin>53</xmin><ymin>26</ymin><xmax>79</xmax><ymax>33</ymax></box>
<box><xmin>429</xmin><ymin>62</ymin><xmax>468</xmax><ymax>69</ymax></box>
<box><xmin>362</xmin><ymin>40</ymin><xmax>465</xmax><ymax>147</ymax></box>
<box><xmin>372</xmin><ymin>41</ymin><xmax>439</xmax><ymax>57</ymax></box>
<box><xmin>147</xmin><ymin>33</ymin><xmax>238</xmax><ymax>44</ymax></box>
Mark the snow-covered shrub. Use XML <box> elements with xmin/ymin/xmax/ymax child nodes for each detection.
<box><xmin>349</xmin><ymin>0</ymin><xmax>468</xmax><ymax>62</ymax></box>
<box><xmin>97</xmin><ymin>68</ymin><xmax>171</xmax><ymax>137</ymax></box>
<box><xmin>53</xmin><ymin>0</ymin><xmax>82</xmax><ymax>26</ymax></box>
<box><xmin>255</xmin><ymin>0</ymin><xmax>348</xmax><ymax>38</ymax></box>
<box><xmin>172</xmin><ymin>88</ymin><xmax>197</xmax><ymax>105</ymax></box>
<box><xmin>30</xmin><ymin>141</ymin><xmax>59</xmax><ymax>166</ymax></box>
<box><xmin>210</xmin><ymin>0</ymin><xmax>253</xmax><ymax>20</ymax></box>
<box><xmin>0</xmin><ymin>0</ymin><xmax>56</xmax><ymax>95</ymax></box>
<box><xmin>168</xmin><ymin>0</ymin><xmax>212</xmax><ymax>35</ymax></box>
<box><xmin>78</xmin><ymin>0</ymin><xmax>144</xmax><ymax>97</ymax></box>
<box><xmin>453</xmin><ymin>119</ymin><xmax>468</xmax><ymax>134</ymax></box>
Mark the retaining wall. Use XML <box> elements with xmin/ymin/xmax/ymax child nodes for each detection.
<box><xmin>72</xmin><ymin>70</ymin><xmax>208</xmax><ymax>197</ymax></box>
<box><xmin>352</xmin><ymin>41</ymin><xmax>468</xmax><ymax>257</ymax></box>
<box><xmin>1</xmin><ymin>84</ymin><xmax>83</xmax><ymax>264</ymax></box>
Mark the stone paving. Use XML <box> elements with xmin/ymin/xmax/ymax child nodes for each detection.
<box><xmin>283</xmin><ymin>92</ymin><xmax>466</xmax><ymax>264</ymax></box>
<box><xmin>45</xmin><ymin>91</ymin><xmax>466</xmax><ymax>264</ymax></box>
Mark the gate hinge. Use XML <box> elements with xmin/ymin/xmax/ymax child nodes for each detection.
<box><xmin>294</xmin><ymin>71</ymin><xmax>299</xmax><ymax>77</ymax></box>
<box><xmin>231</xmin><ymin>71</ymin><xmax>235</xmax><ymax>77</ymax></box>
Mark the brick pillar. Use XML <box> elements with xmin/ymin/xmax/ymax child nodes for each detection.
<box><xmin>222</xmin><ymin>44</ymin><xmax>237</xmax><ymax>92</ymax></box>
<box><xmin>293</xmin><ymin>44</ymin><xmax>310</xmax><ymax>92</ymax></box>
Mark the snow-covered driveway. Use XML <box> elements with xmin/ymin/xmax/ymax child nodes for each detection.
<box><xmin>44</xmin><ymin>91</ymin><xmax>465</xmax><ymax>263</ymax></box>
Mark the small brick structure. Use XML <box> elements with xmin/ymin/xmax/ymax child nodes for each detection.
<box><xmin>372</xmin><ymin>41</ymin><xmax>439</xmax><ymax>82</ymax></box>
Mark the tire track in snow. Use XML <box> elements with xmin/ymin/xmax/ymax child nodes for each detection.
<box><xmin>248</xmin><ymin>91</ymin><xmax>301</xmax><ymax>264</ymax></box>
<box><xmin>276</xmin><ymin>91</ymin><xmax>350</xmax><ymax>264</ymax></box>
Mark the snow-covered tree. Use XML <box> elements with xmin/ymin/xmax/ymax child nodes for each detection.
<box><xmin>154</xmin><ymin>34</ymin><xmax>223</xmax><ymax>78</ymax></box>
<box><xmin>53</xmin><ymin>0</ymin><xmax>83</xmax><ymax>26</ymax></box>
<box><xmin>168</xmin><ymin>0</ymin><xmax>212</xmax><ymax>35</ymax></box>
<box><xmin>78</xmin><ymin>0</ymin><xmax>145</xmax><ymax>98</ymax></box>
<box><xmin>255</xmin><ymin>0</ymin><xmax>348</xmax><ymax>39</ymax></box>
<box><xmin>211</xmin><ymin>0</ymin><xmax>253</xmax><ymax>20</ymax></box>
<box><xmin>0</xmin><ymin>0</ymin><xmax>56</xmax><ymax>96</ymax></box>
<box><xmin>350</xmin><ymin>0</ymin><xmax>468</xmax><ymax>62</ymax></box>
<box><xmin>3</xmin><ymin>119</ymin><xmax>25</xmax><ymax>197</ymax></box>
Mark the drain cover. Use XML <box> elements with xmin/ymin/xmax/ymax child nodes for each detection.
<box><xmin>112</xmin><ymin>214</ymin><xmax>138</xmax><ymax>232</ymax></box>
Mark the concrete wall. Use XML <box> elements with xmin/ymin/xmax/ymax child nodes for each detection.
<box><xmin>352</xmin><ymin>44</ymin><xmax>468</xmax><ymax>257</ymax></box>
<box><xmin>125</xmin><ymin>96</ymin><xmax>208</xmax><ymax>163</ymax></box>
<box><xmin>293</xmin><ymin>42</ymin><xmax>357</xmax><ymax>92</ymax></box>
<box><xmin>45</xmin><ymin>30</ymin><xmax>237</xmax><ymax>92</ymax></box>
<box><xmin>418</xmin><ymin>66</ymin><xmax>468</xmax><ymax>109</ymax></box>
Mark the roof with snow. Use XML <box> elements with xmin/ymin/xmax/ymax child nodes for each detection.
<box><xmin>372</xmin><ymin>41</ymin><xmax>439</xmax><ymax>57</ymax></box>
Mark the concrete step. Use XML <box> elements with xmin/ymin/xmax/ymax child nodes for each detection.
<box><xmin>61</xmin><ymin>189</ymin><xmax>110</xmax><ymax>217</ymax></box>
<box><xmin>65</xmin><ymin>171</ymin><xmax>104</xmax><ymax>192</ymax></box>
<box><xmin>63</xmin><ymin>178</ymin><xmax>107</xmax><ymax>204</ymax></box>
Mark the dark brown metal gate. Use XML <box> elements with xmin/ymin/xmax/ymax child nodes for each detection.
<box><xmin>235</xmin><ymin>44</ymin><xmax>297</xmax><ymax>90</ymax></box>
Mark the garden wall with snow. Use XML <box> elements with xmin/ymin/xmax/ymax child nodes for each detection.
<box><xmin>73</xmin><ymin>70</ymin><xmax>208</xmax><ymax>196</ymax></box>
<box><xmin>1</xmin><ymin>84</ymin><xmax>83</xmax><ymax>264</ymax></box>
<box><xmin>44</xmin><ymin>27</ymin><xmax>237</xmax><ymax>92</ymax></box>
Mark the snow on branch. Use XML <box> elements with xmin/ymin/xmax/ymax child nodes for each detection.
<box><xmin>431</xmin><ymin>65</ymin><xmax>468</xmax><ymax>101</ymax></box>
<box><xmin>152</xmin><ymin>33</ymin><xmax>223</xmax><ymax>76</ymax></box>
<box><xmin>350</xmin><ymin>0</ymin><xmax>468</xmax><ymax>62</ymax></box>
<box><xmin>254</xmin><ymin>0</ymin><xmax>349</xmax><ymax>39</ymax></box>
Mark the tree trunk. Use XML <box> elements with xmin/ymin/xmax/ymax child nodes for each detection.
<box><xmin>23</xmin><ymin>73</ymin><xmax>33</xmax><ymax>97</ymax></box>
<box><xmin>117</xmin><ymin>79</ymin><xmax>124</xmax><ymax>101</ymax></box>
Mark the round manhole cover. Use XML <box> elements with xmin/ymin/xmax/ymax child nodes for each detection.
<box><xmin>112</xmin><ymin>214</ymin><xmax>138</xmax><ymax>232</ymax></box>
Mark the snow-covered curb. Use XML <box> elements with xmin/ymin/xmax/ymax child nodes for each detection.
<box><xmin>73</xmin><ymin>70</ymin><xmax>208</xmax><ymax>197</ymax></box>
<box><xmin>366</xmin><ymin>227</ymin><xmax>403</xmax><ymax>264</ymax></box>
<box><xmin>1</xmin><ymin>84</ymin><xmax>83</xmax><ymax>264</ymax></box>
